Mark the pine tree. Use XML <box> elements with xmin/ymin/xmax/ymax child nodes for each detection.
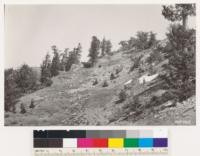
<box><xmin>105</xmin><ymin>40</ymin><xmax>112</xmax><ymax>54</ymax></box>
<box><xmin>40</xmin><ymin>53</ymin><xmax>51</xmax><ymax>84</ymax></box>
<box><xmin>161</xmin><ymin>4</ymin><xmax>196</xmax><ymax>102</ymax></box>
<box><xmin>88</xmin><ymin>36</ymin><xmax>100</xmax><ymax>65</ymax></box>
<box><xmin>61</xmin><ymin>48</ymin><xmax>69</xmax><ymax>71</ymax></box>
<box><xmin>100</xmin><ymin>37</ymin><xmax>107</xmax><ymax>56</ymax></box>
<box><xmin>128</xmin><ymin>37</ymin><xmax>137</xmax><ymax>49</ymax></box>
<box><xmin>76</xmin><ymin>43</ymin><xmax>82</xmax><ymax>63</ymax></box>
<box><xmin>162</xmin><ymin>4</ymin><xmax>196</xmax><ymax>29</ymax></box>
<box><xmin>162</xmin><ymin>24</ymin><xmax>195</xmax><ymax>101</ymax></box>
<box><xmin>70</xmin><ymin>48</ymin><xmax>77</xmax><ymax>65</ymax></box>
<box><xmin>148</xmin><ymin>31</ymin><xmax>157</xmax><ymax>48</ymax></box>
<box><xmin>50</xmin><ymin>45</ymin><xmax>60</xmax><ymax>77</ymax></box>
<box><xmin>135</xmin><ymin>31</ymin><xmax>149</xmax><ymax>50</ymax></box>
<box><xmin>65</xmin><ymin>50</ymin><xmax>75</xmax><ymax>71</ymax></box>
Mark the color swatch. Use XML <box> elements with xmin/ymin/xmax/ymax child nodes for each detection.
<box><xmin>34</xmin><ymin>130</ymin><xmax>168</xmax><ymax>148</ymax></box>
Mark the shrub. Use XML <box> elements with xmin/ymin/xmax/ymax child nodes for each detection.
<box><xmin>20</xmin><ymin>103</ymin><xmax>26</xmax><ymax>114</ymax></box>
<box><xmin>102</xmin><ymin>80</ymin><xmax>109</xmax><ymax>87</ymax></box>
<box><xmin>126</xmin><ymin>96</ymin><xmax>141</xmax><ymax>111</ymax></box>
<box><xmin>43</xmin><ymin>78</ymin><xmax>53</xmax><ymax>87</ymax></box>
<box><xmin>118</xmin><ymin>89</ymin><xmax>127</xmax><ymax>102</ymax></box>
<box><xmin>15</xmin><ymin>64</ymin><xmax>37</xmax><ymax>93</ymax></box>
<box><xmin>162</xmin><ymin>91</ymin><xmax>173</xmax><ymax>101</ymax></box>
<box><xmin>93</xmin><ymin>78</ymin><xmax>98</xmax><ymax>85</ymax></box>
<box><xmin>82</xmin><ymin>62</ymin><xmax>92</xmax><ymax>68</ymax></box>
<box><xmin>138</xmin><ymin>67</ymin><xmax>145</xmax><ymax>74</ymax></box>
<box><xmin>146</xmin><ymin>50</ymin><xmax>163</xmax><ymax>65</ymax></box>
<box><xmin>115</xmin><ymin>65</ymin><xmax>123</xmax><ymax>75</ymax></box>
<box><xmin>148</xmin><ymin>31</ymin><xmax>157</xmax><ymax>48</ymax></box>
<box><xmin>135</xmin><ymin>31</ymin><xmax>157</xmax><ymax>50</ymax></box>
<box><xmin>5</xmin><ymin>66</ymin><xmax>40</xmax><ymax>113</ymax></box>
<box><xmin>29</xmin><ymin>99</ymin><xmax>35</xmax><ymax>109</ymax></box>
<box><xmin>4</xmin><ymin>69</ymin><xmax>20</xmax><ymax>112</ymax></box>
<box><xmin>119</xmin><ymin>31</ymin><xmax>157</xmax><ymax>52</ymax></box>
<box><xmin>135</xmin><ymin>31</ymin><xmax>149</xmax><ymax>50</ymax></box>
<box><xmin>110</xmin><ymin>73</ymin><xmax>116</xmax><ymax>80</ymax></box>
<box><xmin>129</xmin><ymin>55</ymin><xmax>143</xmax><ymax>72</ymax></box>
<box><xmin>148</xmin><ymin>64</ymin><xmax>156</xmax><ymax>75</ymax></box>
<box><xmin>148</xmin><ymin>96</ymin><xmax>160</xmax><ymax>108</ymax></box>
<box><xmin>119</xmin><ymin>41</ymin><xmax>129</xmax><ymax>51</ymax></box>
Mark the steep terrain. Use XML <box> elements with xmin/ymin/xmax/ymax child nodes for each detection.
<box><xmin>5</xmin><ymin>49</ymin><xmax>195</xmax><ymax>126</ymax></box>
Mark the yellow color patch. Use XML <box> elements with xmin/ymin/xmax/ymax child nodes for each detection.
<box><xmin>108</xmin><ymin>138</ymin><xmax>124</xmax><ymax>148</ymax></box>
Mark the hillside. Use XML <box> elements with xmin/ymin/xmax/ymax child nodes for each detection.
<box><xmin>5</xmin><ymin>48</ymin><xmax>195</xmax><ymax>126</ymax></box>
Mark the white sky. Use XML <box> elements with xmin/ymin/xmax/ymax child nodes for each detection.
<box><xmin>5</xmin><ymin>4</ymin><xmax>196</xmax><ymax>68</ymax></box>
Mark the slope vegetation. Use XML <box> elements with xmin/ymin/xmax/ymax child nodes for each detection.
<box><xmin>5</xmin><ymin>49</ymin><xmax>195</xmax><ymax>126</ymax></box>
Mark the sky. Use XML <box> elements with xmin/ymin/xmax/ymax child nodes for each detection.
<box><xmin>5</xmin><ymin>4</ymin><xmax>196</xmax><ymax>68</ymax></box>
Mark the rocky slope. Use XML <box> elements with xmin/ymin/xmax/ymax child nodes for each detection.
<box><xmin>5</xmin><ymin>49</ymin><xmax>195</xmax><ymax>126</ymax></box>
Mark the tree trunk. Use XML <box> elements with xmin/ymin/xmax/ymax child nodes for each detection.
<box><xmin>182</xmin><ymin>15</ymin><xmax>188</xmax><ymax>29</ymax></box>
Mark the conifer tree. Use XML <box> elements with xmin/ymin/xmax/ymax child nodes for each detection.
<box><xmin>40</xmin><ymin>53</ymin><xmax>51</xmax><ymax>83</ymax></box>
<box><xmin>50</xmin><ymin>45</ymin><xmax>60</xmax><ymax>76</ymax></box>
<box><xmin>61</xmin><ymin>48</ymin><xmax>69</xmax><ymax>71</ymax></box>
<box><xmin>148</xmin><ymin>31</ymin><xmax>157</xmax><ymax>48</ymax></box>
<box><xmin>161</xmin><ymin>4</ymin><xmax>196</xmax><ymax>102</ymax></box>
<box><xmin>162</xmin><ymin>24</ymin><xmax>195</xmax><ymax>101</ymax></box>
<box><xmin>88</xmin><ymin>36</ymin><xmax>100</xmax><ymax>65</ymax></box>
<box><xmin>76</xmin><ymin>43</ymin><xmax>82</xmax><ymax>63</ymax></box>
<box><xmin>105</xmin><ymin>40</ymin><xmax>112</xmax><ymax>54</ymax></box>
<box><xmin>100</xmin><ymin>37</ymin><xmax>107</xmax><ymax>56</ymax></box>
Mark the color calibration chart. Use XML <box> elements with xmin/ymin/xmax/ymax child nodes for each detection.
<box><xmin>33</xmin><ymin>129</ymin><xmax>168</xmax><ymax>155</ymax></box>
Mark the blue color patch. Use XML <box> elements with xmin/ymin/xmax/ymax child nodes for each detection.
<box><xmin>138</xmin><ymin>138</ymin><xmax>153</xmax><ymax>147</ymax></box>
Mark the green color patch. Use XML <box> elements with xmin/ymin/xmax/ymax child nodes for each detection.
<box><xmin>124</xmin><ymin>138</ymin><xmax>139</xmax><ymax>147</ymax></box>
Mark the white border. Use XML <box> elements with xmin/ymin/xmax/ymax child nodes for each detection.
<box><xmin>0</xmin><ymin>0</ymin><xmax>200</xmax><ymax>155</ymax></box>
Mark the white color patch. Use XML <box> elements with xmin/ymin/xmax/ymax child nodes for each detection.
<box><xmin>63</xmin><ymin>138</ymin><xmax>77</xmax><ymax>148</ymax></box>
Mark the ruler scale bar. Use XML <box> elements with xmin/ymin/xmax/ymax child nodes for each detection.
<box><xmin>34</xmin><ymin>148</ymin><xmax>168</xmax><ymax>155</ymax></box>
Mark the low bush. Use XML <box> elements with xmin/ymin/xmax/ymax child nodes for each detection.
<box><xmin>93</xmin><ymin>78</ymin><xmax>98</xmax><ymax>85</ymax></box>
<box><xmin>118</xmin><ymin>89</ymin><xmax>127</xmax><ymax>102</ymax></box>
<box><xmin>127</xmin><ymin>96</ymin><xmax>141</xmax><ymax>111</ymax></box>
<box><xmin>43</xmin><ymin>78</ymin><xmax>53</xmax><ymax>87</ymax></box>
<box><xmin>102</xmin><ymin>80</ymin><xmax>109</xmax><ymax>87</ymax></box>
<box><xmin>138</xmin><ymin>67</ymin><xmax>145</xmax><ymax>74</ymax></box>
<box><xmin>146</xmin><ymin>50</ymin><xmax>163</xmax><ymax>65</ymax></box>
<box><xmin>82</xmin><ymin>62</ymin><xmax>92</xmax><ymax>68</ymax></box>
<box><xmin>29</xmin><ymin>99</ymin><xmax>35</xmax><ymax>109</ymax></box>
<box><xmin>20</xmin><ymin>103</ymin><xmax>26</xmax><ymax>114</ymax></box>
<box><xmin>110</xmin><ymin>73</ymin><xmax>116</xmax><ymax>80</ymax></box>
<box><xmin>129</xmin><ymin>55</ymin><xmax>143</xmax><ymax>72</ymax></box>
<box><xmin>15</xmin><ymin>64</ymin><xmax>37</xmax><ymax>93</ymax></box>
<box><xmin>5</xmin><ymin>65</ymin><xmax>39</xmax><ymax>113</ymax></box>
<box><xmin>149</xmin><ymin>96</ymin><xmax>160</xmax><ymax>107</ymax></box>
